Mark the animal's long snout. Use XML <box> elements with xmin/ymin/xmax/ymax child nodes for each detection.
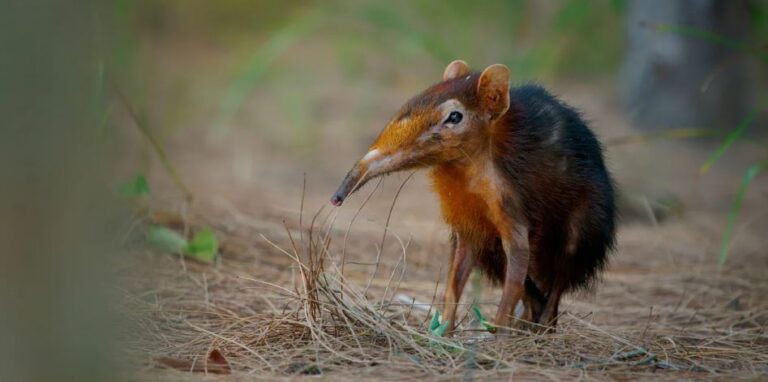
<box><xmin>330</xmin><ymin>148</ymin><xmax>416</xmax><ymax>206</ymax></box>
<box><xmin>330</xmin><ymin>164</ymin><xmax>364</xmax><ymax>206</ymax></box>
<box><xmin>331</xmin><ymin>149</ymin><xmax>384</xmax><ymax>206</ymax></box>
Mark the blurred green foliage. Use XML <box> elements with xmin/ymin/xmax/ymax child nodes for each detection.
<box><xmin>118</xmin><ymin>1</ymin><xmax>626</xmax><ymax>152</ymax></box>
<box><xmin>645</xmin><ymin>6</ymin><xmax>768</xmax><ymax>266</ymax></box>
<box><xmin>109</xmin><ymin>1</ymin><xmax>768</xmax><ymax>266</ymax></box>
<box><xmin>748</xmin><ymin>0</ymin><xmax>768</xmax><ymax>41</ymax></box>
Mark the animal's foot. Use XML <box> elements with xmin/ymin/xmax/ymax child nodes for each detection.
<box><xmin>518</xmin><ymin>319</ymin><xmax>557</xmax><ymax>334</ymax></box>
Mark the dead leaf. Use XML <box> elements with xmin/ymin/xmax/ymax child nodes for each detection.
<box><xmin>205</xmin><ymin>349</ymin><xmax>231</xmax><ymax>374</ymax></box>
<box><xmin>156</xmin><ymin>348</ymin><xmax>231</xmax><ymax>375</ymax></box>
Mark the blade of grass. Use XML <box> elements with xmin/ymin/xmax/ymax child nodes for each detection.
<box><xmin>605</xmin><ymin>127</ymin><xmax>722</xmax><ymax>146</ymax></box>
<box><xmin>718</xmin><ymin>161</ymin><xmax>766</xmax><ymax>267</ymax></box>
<box><xmin>112</xmin><ymin>85</ymin><xmax>193</xmax><ymax>200</ymax></box>
<box><xmin>645</xmin><ymin>22</ymin><xmax>768</xmax><ymax>63</ymax></box>
<box><xmin>700</xmin><ymin>97</ymin><xmax>768</xmax><ymax>175</ymax></box>
<box><xmin>360</xmin><ymin>5</ymin><xmax>454</xmax><ymax>63</ymax></box>
<box><xmin>216</xmin><ymin>12</ymin><xmax>319</xmax><ymax>130</ymax></box>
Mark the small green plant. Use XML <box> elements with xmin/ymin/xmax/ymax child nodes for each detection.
<box><xmin>185</xmin><ymin>228</ymin><xmax>220</xmax><ymax>263</ymax></box>
<box><xmin>119</xmin><ymin>174</ymin><xmax>150</xmax><ymax>197</ymax></box>
<box><xmin>694</xmin><ymin>97</ymin><xmax>767</xmax><ymax>267</ymax></box>
<box><xmin>700</xmin><ymin>101</ymin><xmax>767</xmax><ymax>268</ymax></box>
<box><xmin>717</xmin><ymin>161</ymin><xmax>766</xmax><ymax>267</ymax></box>
<box><xmin>122</xmin><ymin>174</ymin><xmax>220</xmax><ymax>263</ymax></box>
<box><xmin>471</xmin><ymin>306</ymin><xmax>495</xmax><ymax>332</ymax></box>
<box><xmin>422</xmin><ymin>309</ymin><xmax>465</xmax><ymax>356</ymax></box>
<box><xmin>114</xmin><ymin>84</ymin><xmax>222</xmax><ymax>263</ymax></box>
<box><xmin>145</xmin><ymin>225</ymin><xmax>187</xmax><ymax>253</ymax></box>
<box><xmin>145</xmin><ymin>225</ymin><xmax>220</xmax><ymax>263</ymax></box>
<box><xmin>429</xmin><ymin>309</ymin><xmax>449</xmax><ymax>337</ymax></box>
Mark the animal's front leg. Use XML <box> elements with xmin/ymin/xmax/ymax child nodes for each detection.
<box><xmin>492</xmin><ymin>239</ymin><xmax>529</xmax><ymax>331</ymax></box>
<box><xmin>443</xmin><ymin>233</ymin><xmax>473</xmax><ymax>334</ymax></box>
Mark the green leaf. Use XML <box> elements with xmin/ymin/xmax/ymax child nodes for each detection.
<box><xmin>144</xmin><ymin>226</ymin><xmax>220</xmax><ymax>263</ymax></box>
<box><xmin>429</xmin><ymin>310</ymin><xmax>441</xmax><ymax>331</ymax></box>
<box><xmin>432</xmin><ymin>320</ymin><xmax>449</xmax><ymax>337</ymax></box>
<box><xmin>719</xmin><ymin>162</ymin><xmax>765</xmax><ymax>267</ymax></box>
<box><xmin>120</xmin><ymin>174</ymin><xmax>150</xmax><ymax>197</ymax></box>
<box><xmin>146</xmin><ymin>225</ymin><xmax>187</xmax><ymax>253</ymax></box>
<box><xmin>422</xmin><ymin>309</ymin><xmax>464</xmax><ymax>352</ymax></box>
<box><xmin>426</xmin><ymin>310</ymin><xmax>450</xmax><ymax>337</ymax></box>
<box><xmin>184</xmin><ymin>228</ymin><xmax>219</xmax><ymax>263</ymax></box>
<box><xmin>472</xmin><ymin>306</ymin><xmax>495</xmax><ymax>332</ymax></box>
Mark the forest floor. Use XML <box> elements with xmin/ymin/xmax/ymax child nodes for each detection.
<box><xmin>119</xmin><ymin>82</ymin><xmax>768</xmax><ymax>381</ymax></box>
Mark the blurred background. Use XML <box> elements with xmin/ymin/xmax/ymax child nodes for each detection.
<box><xmin>2</xmin><ymin>0</ymin><xmax>767</xmax><ymax>380</ymax></box>
<box><xmin>107</xmin><ymin>0</ymin><xmax>768</xmax><ymax>218</ymax></box>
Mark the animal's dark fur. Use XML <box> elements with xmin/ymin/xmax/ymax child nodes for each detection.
<box><xmin>488</xmin><ymin>85</ymin><xmax>617</xmax><ymax>294</ymax></box>
<box><xmin>414</xmin><ymin>76</ymin><xmax>616</xmax><ymax>297</ymax></box>
<box><xmin>340</xmin><ymin>68</ymin><xmax>616</xmax><ymax>326</ymax></box>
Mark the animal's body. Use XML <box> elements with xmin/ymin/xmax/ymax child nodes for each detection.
<box><xmin>331</xmin><ymin>60</ymin><xmax>616</xmax><ymax>332</ymax></box>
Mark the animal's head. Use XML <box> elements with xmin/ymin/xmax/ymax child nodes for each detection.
<box><xmin>330</xmin><ymin>60</ymin><xmax>511</xmax><ymax>206</ymax></box>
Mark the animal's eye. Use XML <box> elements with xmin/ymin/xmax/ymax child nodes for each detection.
<box><xmin>444</xmin><ymin>111</ymin><xmax>463</xmax><ymax>125</ymax></box>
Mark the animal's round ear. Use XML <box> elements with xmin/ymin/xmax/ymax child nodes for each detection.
<box><xmin>443</xmin><ymin>60</ymin><xmax>470</xmax><ymax>81</ymax></box>
<box><xmin>477</xmin><ymin>64</ymin><xmax>510</xmax><ymax>118</ymax></box>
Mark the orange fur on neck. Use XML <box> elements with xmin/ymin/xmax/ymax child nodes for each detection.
<box><xmin>430</xmin><ymin>161</ymin><xmax>500</xmax><ymax>245</ymax></box>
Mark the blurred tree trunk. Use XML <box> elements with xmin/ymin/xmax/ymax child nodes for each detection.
<box><xmin>620</xmin><ymin>0</ymin><xmax>753</xmax><ymax>131</ymax></box>
<box><xmin>1</xmin><ymin>1</ymin><xmax>122</xmax><ymax>381</ymax></box>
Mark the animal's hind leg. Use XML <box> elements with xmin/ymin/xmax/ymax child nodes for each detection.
<box><xmin>538</xmin><ymin>286</ymin><xmax>564</xmax><ymax>329</ymax></box>
<box><xmin>521</xmin><ymin>294</ymin><xmax>537</xmax><ymax>322</ymax></box>
<box><xmin>492</xmin><ymin>241</ymin><xmax>529</xmax><ymax>331</ymax></box>
<box><xmin>522</xmin><ymin>277</ymin><xmax>546</xmax><ymax>324</ymax></box>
